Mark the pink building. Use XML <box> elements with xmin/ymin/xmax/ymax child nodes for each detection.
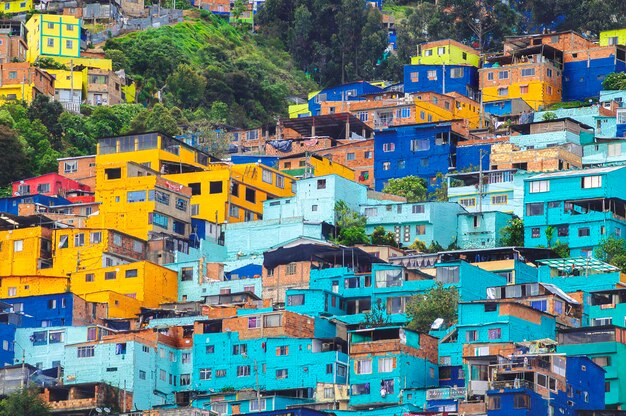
<box><xmin>12</xmin><ymin>172</ymin><xmax>92</xmax><ymax>199</ymax></box>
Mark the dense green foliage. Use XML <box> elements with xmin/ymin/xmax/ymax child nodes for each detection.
<box><xmin>603</xmin><ymin>72</ymin><xmax>626</xmax><ymax>90</ymax></box>
<box><xmin>104</xmin><ymin>15</ymin><xmax>316</xmax><ymax>127</ymax></box>
<box><xmin>256</xmin><ymin>0</ymin><xmax>389</xmax><ymax>85</ymax></box>
<box><xmin>370</xmin><ymin>226</ymin><xmax>398</xmax><ymax>247</ymax></box>
<box><xmin>595</xmin><ymin>236</ymin><xmax>626</xmax><ymax>272</ymax></box>
<box><xmin>382</xmin><ymin>176</ymin><xmax>428</xmax><ymax>202</ymax></box>
<box><xmin>333</xmin><ymin>200</ymin><xmax>369</xmax><ymax>246</ymax></box>
<box><xmin>406</xmin><ymin>282</ymin><xmax>459</xmax><ymax>332</ymax></box>
<box><xmin>0</xmin><ymin>387</ymin><xmax>51</xmax><ymax>416</ymax></box>
<box><xmin>500</xmin><ymin>218</ymin><xmax>524</xmax><ymax>247</ymax></box>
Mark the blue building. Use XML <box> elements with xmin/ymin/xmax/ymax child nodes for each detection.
<box><xmin>309</xmin><ymin>81</ymin><xmax>383</xmax><ymax>116</ymax></box>
<box><xmin>404</xmin><ymin>64</ymin><xmax>479</xmax><ymax>98</ymax></box>
<box><xmin>0</xmin><ymin>194</ymin><xmax>70</xmax><ymax>215</ymax></box>
<box><xmin>563</xmin><ymin>54</ymin><xmax>626</xmax><ymax>101</ymax></box>
<box><xmin>374</xmin><ymin>122</ymin><xmax>467</xmax><ymax>192</ymax></box>
<box><xmin>523</xmin><ymin>166</ymin><xmax>626</xmax><ymax>257</ymax></box>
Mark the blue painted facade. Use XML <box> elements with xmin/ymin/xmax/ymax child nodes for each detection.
<box><xmin>404</xmin><ymin>64</ymin><xmax>479</xmax><ymax>97</ymax></box>
<box><xmin>523</xmin><ymin>166</ymin><xmax>626</xmax><ymax>256</ymax></box>
<box><xmin>230</xmin><ymin>155</ymin><xmax>280</xmax><ymax>168</ymax></box>
<box><xmin>563</xmin><ymin>57</ymin><xmax>626</xmax><ymax>101</ymax></box>
<box><xmin>308</xmin><ymin>81</ymin><xmax>383</xmax><ymax>116</ymax></box>
<box><xmin>0</xmin><ymin>194</ymin><xmax>71</xmax><ymax>215</ymax></box>
<box><xmin>2</xmin><ymin>293</ymin><xmax>84</xmax><ymax>328</ymax></box>
<box><xmin>456</xmin><ymin>143</ymin><xmax>491</xmax><ymax>171</ymax></box>
<box><xmin>374</xmin><ymin>122</ymin><xmax>465</xmax><ymax>192</ymax></box>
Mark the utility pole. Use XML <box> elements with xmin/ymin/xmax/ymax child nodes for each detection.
<box><xmin>70</xmin><ymin>59</ymin><xmax>74</xmax><ymax>106</ymax></box>
<box><xmin>255</xmin><ymin>359</ymin><xmax>261</xmax><ymax>411</ymax></box>
<box><xmin>478</xmin><ymin>149</ymin><xmax>485</xmax><ymax>214</ymax></box>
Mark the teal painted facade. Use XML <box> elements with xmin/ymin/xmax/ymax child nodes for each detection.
<box><xmin>435</xmin><ymin>261</ymin><xmax>508</xmax><ymax>301</ymax></box>
<box><xmin>524</xmin><ymin>166</ymin><xmax>626</xmax><ymax>256</ymax></box>
<box><xmin>447</xmin><ymin>169</ymin><xmax>530</xmax><ymax>218</ymax></box>
<box><xmin>456</xmin><ymin>211</ymin><xmax>515</xmax><ymax>249</ymax></box>
<box><xmin>14</xmin><ymin>325</ymin><xmax>92</xmax><ymax>370</ymax></box>
<box><xmin>362</xmin><ymin>201</ymin><xmax>465</xmax><ymax>248</ymax></box>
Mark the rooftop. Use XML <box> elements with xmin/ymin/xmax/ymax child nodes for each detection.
<box><xmin>528</xmin><ymin>165</ymin><xmax>625</xmax><ymax>179</ymax></box>
<box><xmin>537</xmin><ymin>257</ymin><xmax>620</xmax><ymax>273</ymax></box>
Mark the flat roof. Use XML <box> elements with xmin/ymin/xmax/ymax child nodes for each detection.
<box><xmin>528</xmin><ymin>165</ymin><xmax>624</xmax><ymax>180</ymax></box>
<box><xmin>281</xmin><ymin>113</ymin><xmax>373</xmax><ymax>138</ymax></box>
<box><xmin>510</xmin><ymin>117</ymin><xmax>594</xmax><ymax>134</ymax></box>
<box><xmin>537</xmin><ymin>257</ymin><xmax>620</xmax><ymax>273</ymax></box>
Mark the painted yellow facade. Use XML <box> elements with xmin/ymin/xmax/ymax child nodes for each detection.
<box><xmin>411</xmin><ymin>39</ymin><xmax>480</xmax><ymax>67</ymax></box>
<box><xmin>0</xmin><ymin>276</ymin><xmax>69</xmax><ymax>298</ymax></box>
<box><xmin>26</xmin><ymin>14</ymin><xmax>81</xmax><ymax>63</ymax></box>
<box><xmin>81</xmin><ymin>290</ymin><xmax>143</xmax><ymax>319</ymax></box>
<box><xmin>288</xmin><ymin>103</ymin><xmax>310</xmax><ymax>118</ymax></box>
<box><xmin>163</xmin><ymin>163</ymin><xmax>295</xmax><ymax>224</ymax></box>
<box><xmin>87</xmin><ymin>161</ymin><xmax>192</xmax><ymax>240</ymax></box>
<box><xmin>122</xmin><ymin>82</ymin><xmax>136</xmax><ymax>103</ymax></box>
<box><xmin>70</xmin><ymin>261</ymin><xmax>178</xmax><ymax>310</ymax></box>
<box><xmin>0</xmin><ymin>0</ymin><xmax>33</xmax><ymax>14</ymax></box>
<box><xmin>45</xmin><ymin>69</ymin><xmax>83</xmax><ymax>91</ymax></box>
<box><xmin>413</xmin><ymin>92</ymin><xmax>481</xmax><ymax>128</ymax></box>
<box><xmin>53</xmin><ymin>56</ymin><xmax>113</xmax><ymax>70</ymax></box>
<box><xmin>481</xmin><ymin>81</ymin><xmax>561</xmax><ymax>111</ymax></box>
<box><xmin>0</xmin><ymin>83</ymin><xmax>38</xmax><ymax>104</ymax></box>
<box><xmin>599</xmin><ymin>28</ymin><xmax>626</xmax><ymax>46</ymax></box>
<box><xmin>96</xmin><ymin>132</ymin><xmax>212</xmax><ymax>174</ymax></box>
<box><xmin>0</xmin><ymin>227</ymin><xmax>52</xmax><ymax>276</ymax></box>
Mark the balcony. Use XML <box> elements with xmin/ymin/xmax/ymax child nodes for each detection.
<box><xmin>489</xmin><ymin>379</ymin><xmax>535</xmax><ymax>391</ymax></box>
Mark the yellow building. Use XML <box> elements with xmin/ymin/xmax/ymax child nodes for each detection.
<box><xmin>163</xmin><ymin>163</ymin><xmax>295</xmax><ymax>224</ymax></box>
<box><xmin>70</xmin><ymin>261</ymin><xmax>178</xmax><ymax>311</ymax></box>
<box><xmin>26</xmin><ymin>14</ymin><xmax>81</xmax><ymax>63</ymax></box>
<box><xmin>96</xmin><ymin>132</ymin><xmax>215</xmax><ymax>174</ymax></box>
<box><xmin>51</xmin><ymin>228</ymin><xmax>147</xmax><ymax>277</ymax></box>
<box><xmin>46</xmin><ymin>69</ymin><xmax>84</xmax><ymax>104</ymax></box>
<box><xmin>87</xmin><ymin>161</ymin><xmax>192</xmax><ymax>241</ymax></box>
<box><xmin>411</xmin><ymin>39</ymin><xmax>480</xmax><ymax>67</ymax></box>
<box><xmin>288</xmin><ymin>102</ymin><xmax>310</xmax><ymax>118</ymax></box>
<box><xmin>0</xmin><ymin>0</ymin><xmax>33</xmax><ymax>14</ymax></box>
<box><xmin>0</xmin><ymin>275</ymin><xmax>69</xmax><ymax>298</ymax></box>
<box><xmin>81</xmin><ymin>290</ymin><xmax>143</xmax><ymax>319</ymax></box>
<box><xmin>278</xmin><ymin>153</ymin><xmax>354</xmax><ymax>181</ymax></box>
<box><xmin>600</xmin><ymin>28</ymin><xmax>626</xmax><ymax>46</ymax></box>
<box><xmin>413</xmin><ymin>91</ymin><xmax>481</xmax><ymax>128</ymax></box>
<box><xmin>0</xmin><ymin>226</ymin><xmax>53</xmax><ymax>276</ymax></box>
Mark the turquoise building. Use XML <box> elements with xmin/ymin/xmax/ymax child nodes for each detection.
<box><xmin>456</xmin><ymin>211</ymin><xmax>515</xmax><ymax>249</ymax></box>
<box><xmin>361</xmin><ymin>201</ymin><xmax>465</xmax><ymax>247</ymax></box>
<box><xmin>524</xmin><ymin>166</ymin><xmax>626</xmax><ymax>256</ymax></box>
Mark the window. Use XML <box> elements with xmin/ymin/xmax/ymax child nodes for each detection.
<box><xmin>487</xmin><ymin>72</ymin><xmax>494</xmax><ymax>81</ymax></box>
<box><xmin>398</xmin><ymin>160</ymin><xmax>406</xmax><ymax>169</ymax></box>
<box><xmin>520</xmin><ymin>85</ymin><xmax>529</xmax><ymax>94</ymax></box>
<box><xmin>347</xmin><ymin>152</ymin><xmax>356</xmax><ymax>161</ymax></box>
<box><xmin>64</xmin><ymin>161</ymin><xmax>78</xmax><ymax>173</ymax></box>
<box><xmin>379</xmin><ymin>357</ymin><xmax>394</xmax><ymax>372</ymax></box>
<box><xmin>401</xmin><ymin>107</ymin><xmax>411</xmax><ymax>118</ymax></box>
<box><xmin>410</xmin><ymin>72</ymin><xmax>419</xmax><ymax>83</ymax></box>
<box><xmin>229</xmin><ymin>204</ymin><xmax>240</xmax><ymax>218</ymax></box>
<box><xmin>489</xmin><ymin>396</ymin><xmax>501</xmax><ymax>410</ymax></box>
<box><xmin>488</xmin><ymin>328</ymin><xmax>501</xmax><ymax>340</ymax></box>
<box><xmin>276</xmin><ymin>345</ymin><xmax>289</xmax><ymax>356</ymax></box>
<box><xmin>514</xmin><ymin>394</ymin><xmax>530</xmax><ymax>409</ymax></box>
<box><xmin>410</xmin><ymin>139</ymin><xmax>430</xmax><ymax>152</ymax></box>
<box><xmin>74</xmin><ymin>233</ymin><xmax>85</xmax><ymax>247</ymax></box>
<box><xmin>592</xmin><ymin>356</ymin><xmax>610</xmax><ymax>367</ymax></box>
<box><xmin>491</xmin><ymin>195</ymin><xmax>508</xmax><ymax>205</ymax></box>
<box><xmin>526</xmin><ymin>203</ymin><xmax>544</xmax><ymax>216</ymax></box>
<box><xmin>85</xmin><ymin>273</ymin><xmax>94</xmax><ymax>282</ymax></box>
<box><xmin>382</xmin><ymin>162</ymin><xmax>391</xmax><ymax>171</ymax></box>
<box><xmin>324</xmin><ymin>387</ymin><xmax>334</xmax><ymax>399</ymax></box>
<box><xmin>381</xmin><ymin>142</ymin><xmax>396</xmax><ymax>153</ymax></box>
<box><xmin>532</xmin><ymin>228</ymin><xmax>540</xmax><ymax>238</ymax></box>
<box><xmin>276</xmin><ymin>369</ymin><xmax>288</xmax><ymax>379</ymax></box>
<box><xmin>557</xmin><ymin>225</ymin><xmax>569</xmax><ymax>237</ymax></box>
<box><xmin>115</xmin><ymin>343</ymin><xmax>127</xmax><ymax>355</ymax></box>
<box><xmin>125</xmin><ymin>269</ymin><xmax>138</xmax><ymax>278</ymax></box>
<box><xmin>205</xmin><ymin>345</ymin><xmax>215</xmax><ymax>354</ymax></box>
<box><xmin>232</xmin><ymin>344</ymin><xmax>247</xmax><ymax>355</ymax></box>
<box><xmin>530</xmin><ymin>180</ymin><xmax>549</xmax><ymax>193</ymax></box>
<box><xmin>358</xmin><ymin>111</ymin><xmax>369</xmax><ymax>121</ymax></box>
<box><xmin>77</xmin><ymin>346</ymin><xmax>95</xmax><ymax>358</ymax></box>
<box><xmin>427</xmin><ymin>70</ymin><xmax>437</xmax><ymax>80</ymax></box>
<box><xmin>250</xmin><ymin>398</ymin><xmax>267</xmax><ymax>412</ymax></box>
<box><xmin>49</xmin><ymin>330</ymin><xmax>64</xmax><ymax>344</ymax></box>
<box><xmin>66</xmin><ymin>40</ymin><xmax>73</xmax><ymax>49</ymax></box>
<box><xmin>286</xmin><ymin>263</ymin><xmax>297</xmax><ymax>275</ymax></box>
<box><xmin>13</xmin><ymin>240</ymin><xmax>23</xmax><ymax>252</ymax></box>
<box><xmin>237</xmin><ymin>365</ymin><xmax>250</xmax><ymax>377</ymax></box>
<box><xmin>152</xmin><ymin>213</ymin><xmax>168</xmax><ymax>229</ymax></box>
<box><xmin>37</xmin><ymin>183</ymin><xmax>50</xmax><ymax>194</ymax></box>
<box><xmin>582</xmin><ymin>175</ymin><xmax>602</xmax><ymax>188</ymax></box>
<box><xmin>415</xmin><ymin>224</ymin><xmax>426</xmax><ymax>235</ymax></box>
<box><xmin>356</xmin><ymin>359</ymin><xmax>372</xmax><ymax>374</ymax></box>
<box><xmin>90</xmin><ymin>232</ymin><xmax>102</xmax><ymax>244</ymax></box>
<box><xmin>499</xmin><ymin>71</ymin><xmax>509</xmax><ymax>79</ymax></box>
<box><xmin>209</xmin><ymin>181</ymin><xmax>223</xmax><ymax>194</ymax></box>
<box><xmin>466</xmin><ymin>330</ymin><xmax>478</xmax><ymax>342</ymax></box>
<box><xmin>287</xmin><ymin>294</ymin><xmax>304</xmax><ymax>306</ymax></box>
<box><xmin>521</xmin><ymin>68</ymin><xmax>535</xmax><ymax>77</ymax></box>
<box><xmin>198</xmin><ymin>368</ymin><xmax>212</xmax><ymax>380</ymax></box>
<box><xmin>317</xmin><ymin>179</ymin><xmax>326</xmax><ymax>189</ymax></box>
<box><xmin>48</xmin><ymin>299</ymin><xmax>57</xmax><ymax>309</ymax></box>
<box><xmin>450</xmin><ymin>67</ymin><xmax>464</xmax><ymax>78</ymax></box>
<box><xmin>264</xmin><ymin>314</ymin><xmax>282</xmax><ymax>327</ymax></box>
<box><xmin>531</xmin><ymin>299</ymin><xmax>548</xmax><ymax>312</ymax></box>
<box><xmin>215</xmin><ymin>369</ymin><xmax>227</xmax><ymax>377</ymax></box>
<box><xmin>139</xmin><ymin>370</ymin><xmax>146</xmax><ymax>380</ymax></box>
<box><xmin>245</xmin><ymin>187</ymin><xmax>256</xmax><ymax>203</ymax></box>
<box><xmin>460</xmin><ymin>198</ymin><xmax>476</xmax><ymax>208</ymax></box>
<box><xmin>352</xmin><ymin>383</ymin><xmax>370</xmax><ymax>395</ymax></box>
<box><xmin>105</xmin><ymin>271</ymin><xmax>117</xmax><ymax>280</ymax></box>
<box><xmin>248</xmin><ymin>317</ymin><xmax>261</xmax><ymax>329</ymax></box>
<box><xmin>47</xmin><ymin>38</ymin><xmax>54</xmax><ymax>47</ymax></box>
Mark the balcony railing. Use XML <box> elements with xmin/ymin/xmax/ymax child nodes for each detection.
<box><xmin>489</xmin><ymin>379</ymin><xmax>534</xmax><ymax>391</ymax></box>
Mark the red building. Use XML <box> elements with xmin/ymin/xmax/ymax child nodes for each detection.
<box><xmin>12</xmin><ymin>172</ymin><xmax>93</xmax><ymax>201</ymax></box>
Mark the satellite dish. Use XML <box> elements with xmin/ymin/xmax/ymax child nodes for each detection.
<box><xmin>431</xmin><ymin>318</ymin><xmax>444</xmax><ymax>330</ymax></box>
<box><xmin>104</xmin><ymin>408</ymin><xmax>111</xmax><ymax>414</ymax></box>
<box><xmin>95</xmin><ymin>408</ymin><xmax>103</xmax><ymax>413</ymax></box>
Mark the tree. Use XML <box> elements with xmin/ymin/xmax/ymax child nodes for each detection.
<box><xmin>406</xmin><ymin>282</ymin><xmax>459</xmax><ymax>333</ymax></box>
<box><xmin>28</xmin><ymin>95</ymin><xmax>63</xmax><ymax>143</ymax></box>
<box><xmin>363</xmin><ymin>299</ymin><xmax>391</xmax><ymax>328</ymax></box>
<box><xmin>104</xmin><ymin>49</ymin><xmax>129</xmax><ymax>72</ymax></box>
<box><xmin>333</xmin><ymin>200</ymin><xmax>368</xmax><ymax>246</ymax></box>
<box><xmin>0</xmin><ymin>125</ymin><xmax>29</xmax><ymax>187</ymax></box>
<box><xmin>0</xmin><ymin>387</ymin><xmax>51</xmax><ymax>416</ymax></box>
<box><xmin>336</xmin><ymin>226</ymin><xmax>369</xmax><ymax>246</ymax></box>
<box><xmin>500</xmin><ymin>218</ymin><xmax>524</xmax><ymax>247</ymax></box>
<box><xmin>166</xmin><ymin>64</ymin><xmax>207</xmax><ymax>109</ymax></box>
<box><xmin>370</xmin><ymin>226</ymin><xmax>398</xmax><ymax>247</ymax></box>
<box><xmin>382</xmin><ymin>176</ymin><xmax>428</xmax><ymax>202</ymax></box>
<box><xmin>552</xmin><ymin>241</ymin><xmax>570</xmax><ymax>258</ymax></box>
<box><xmin>542</xmin><ymin>111</ymin><xmax>558</xmax><ymax>121</ymax></box>
<box><xmin>409</xmin><ymin>239</ymin><xmax>428</xmax><ymax>252</ymax></box>
<box><xmin>602</xmin><ymin>72</ymin><xmax>626</xmax><ymax>90</ymax></box>
<box><xmin>595</xmin><ymin>236</ymin><xmax>626</xmax><ymax>272</ymax></box>
<box><xmin>188</xmin><ymin>119</ymin><xmax>231</xmax><ymax>159</ymax></box>
<box><xmin>130</xmin><ymin>104</ymin><xmax>181</xmax><ymax>137</ymax></box>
